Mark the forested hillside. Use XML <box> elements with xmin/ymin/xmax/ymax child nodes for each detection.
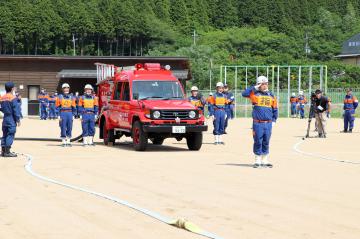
<box><xmin>1</xmin><ymin>0</ymin><xmax>360</xmax><ymax>88</ymax></box>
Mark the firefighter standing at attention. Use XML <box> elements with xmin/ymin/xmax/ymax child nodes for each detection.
<box><xmin>242</xmin><ymin>76</ymin><xmax>278</xmax><ymax>168</ymax></box>
<box><xmin>223</xmin><ymin>84</ymin><xmax>234</xmax><ymax>134</ymax></box>
<box><xmin>342</xmin><ymin>88</ymin><xmax>358</xmax><ymax>133</ymax></box>
<box><xmin>48</xmin><ymin>92</ymin><xmax>57</xmax><ymax>120</ymax></box>
<box><xmin>188</xmin><ymin>86</ymin><xmax>206</xmax><ymax>113</ymax></box>
<box><xmin>78</xmin><ymin>84</ymin><xmax>99</xmax><ymax>146</ymax></box>
<box><xmin>56</xmin><ymin>83</ymin><xmax>76</xmax><ymax>147</ymax></box>
<box><xmin>209</xmin><ymin>82</ymin><xmax>228</xmax><ymax>145</ymax></box>
<box><xmin>38</xmin><ymin>88</ymin><xmax>49</xmax><ymax>120</ymax></box>
<box><xmin>0</xmin><ymin>82</ymin><xmax>21</xmax><ymax>157</ymax></box>
<box><xmin>290</xmin><ymin>92</ymin><xmax>298</xmax><ymax>118</ymax></box>
<box><xmin>297</xmin><ymin>91</ymin><xmax>307</xmax><ymax>119</ymax></box>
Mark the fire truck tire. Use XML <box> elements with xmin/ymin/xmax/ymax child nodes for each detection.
<box><xmin>151</xmin><ymin>137</ymin><xmax>164</xmax><ymax>145</ymax></box>
<box><xmin>132</xmin><ymin>121</ymin><xmax>148</xmax><ymax>151</ymax></box>
<box><xmin>103</xmin><ymin>124</ymin><xmax>115</xmax><ymax>146</ymax></box>
<box><xmin>186</xmin><ymin>132</ymin><xmax>203</xmax><ymax>151</ymax></box>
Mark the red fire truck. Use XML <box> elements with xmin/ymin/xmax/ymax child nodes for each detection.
<box><xmin>96</xmin><ymin>62</ymin><xmax>208</xmax><ymax>151</ymax></box>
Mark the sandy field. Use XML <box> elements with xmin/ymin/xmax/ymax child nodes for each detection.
<box><xmin>0</xmin><ymin>117</ymin><xmax>359</xmax><ymax>239</ymax></box>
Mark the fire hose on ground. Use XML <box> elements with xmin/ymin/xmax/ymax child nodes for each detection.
<box><xmin>13</xmin><ymin>144</ymin><xmax>223</xmax><ymax>239</ymax></box>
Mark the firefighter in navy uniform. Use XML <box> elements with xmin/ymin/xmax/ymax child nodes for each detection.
<box><xmin>188</xmin><ymin>86</ymin><xmax>206</xmax><ymax>112</ymax></box>
<box><xmin>223</xmin><ymin>84</ymin><xmax>234</xmax><ymax>133</ymax></box>
<box><xmin>56</xmin><ymin>83</ymin><xmax>76</xmax><ymax>146</ymax></box>
<box><xmin>242</xmin><ymin>76</ymin><xmax>278</xmax><ymax>168</ymax></box>
<box><xmin>209</xmin><ymin>82</ymin><xmax>228</xmax><ymax>145</ymax></box>
<box><xmin>0</xmin><ymin>82</ymin><xmax>21</xmax><ymax>157</ymax></box>
<box><xmin>342</xmin><ymin>88</ymin><xmax>358</xmax><ymax>133</ymax></box>
<box><xmin>290</xmin><ymin>93</ymin><xmax>298</xmax><ymax>117</ymax></box>
<box><xmin>297</xmin><ymin>91</ymin><xmax>307</xmax><ymax>119</ymax></box>
<box><xmin>38</xmin><ymin>88</ymin><xmax>49</xmax><ymax>120</ymax></box>
<box><xmin>48</xmin><ymin>93</ymin><xmax>57</xmax><ymax>120</ymax></box>
<box><xmin>78</xmin><ymin>84</ymin><xmax>99</xmax><ymax>146</ymax></box>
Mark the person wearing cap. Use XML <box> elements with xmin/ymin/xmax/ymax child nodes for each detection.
<box><xmin>342</xmin><ymin>88</ymin><xmax>358</xmax><ymax>133</ymax></box>
<box><xmin>56</xmin><ymin>83</ymin><xmax>76</xmax><ymax>146</ymax></box>
<box><xmin>48</xmin><ymin>92</ymin><xmax>57</xmax><ymax>120</ymax></box>
<box><xmin>223</xmin><ymin>84</ymin><xmax>235</xmax><ymax>133</ymax></box>
<box><xmin>188</xmin><ymin>86</ymin><xmax>206</xmax><ymax>113</ymax></box>
<box><xmin>78</xmin><ymin>84</ymin><xmax>99</xmax><ymax>146</ymax></box>
<box><xmin>0</xmin><ymin>82</ymin><xmax>21</xmax><ymax>157</ymax></box>
<box><xmin>38</xmin><ymin>88</ymin><xmax>49</xmax><ymax>120</ymax></box>
<box><xmin>242</xmin><ymin>76</ymin><xmax>278</xmax><ymax>168</ymax></box>
<box><xmin>314</xmin><ymin>89</ymin><xmax>329</xmax><ymax>138</ymax></box>
<box><xmin>297</xmin><ymin>91</ymin><xmax>307</xmax><ymax>119</ymax></box>
<box><xmin>209</xmin><ymin>82</ymin><xmax>228</xmax><ymax>145</ymax></box>
<box><xmin>290</xmin><ymin>92</ymin><xmax>298</xmax><ymax>118</ymax></box>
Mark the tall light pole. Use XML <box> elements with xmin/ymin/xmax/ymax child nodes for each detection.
<box><xmin>72</xmin><ymin>33</ymin><xmax>78</xmax><ymax>56</ymax></box>
<box><xmin>192</xmin><ymin>30</ymin><xmax>198</xmax><ymax>46</ymax></box>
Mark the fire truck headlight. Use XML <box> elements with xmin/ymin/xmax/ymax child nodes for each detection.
<box><xmin>189</xmin><ymin>111</ymin><xmax>196</xmax><ymax>119</ymax></box>
<box><xmin>153</xmin><ymin>110</ymin><xmax>161</xmax><ymax>119</ymax></box>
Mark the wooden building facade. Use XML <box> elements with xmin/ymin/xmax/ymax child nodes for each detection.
<box><xmin>0</xmin><ymin>56</ymin><xmax>190</xmax><ymax>115</ymax></box>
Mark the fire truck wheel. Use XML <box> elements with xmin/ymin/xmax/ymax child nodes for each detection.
<box><xmin>132</xmin><ymin>121</ymin><xmax>148</xmax><ymax>151</ymax></box>
<box><xmin>151</xmin><ymin>137</ymin><xmax>164</xmax><ymax>145</ymax></box>
<box><xmin>186</xmin><ymin>132</ymin><xmax>203</xmax><ymax>151</ymax></box>
<box><xmin>103</xmin><ymin>123</ymin><xmax>115</xmax><ymax>146</ymax></box>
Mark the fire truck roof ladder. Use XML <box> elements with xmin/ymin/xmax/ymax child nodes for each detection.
<box><xmin>95</xmin><ymin>63</ymin><xmax>115</xmax><ymax>84</ymax></box>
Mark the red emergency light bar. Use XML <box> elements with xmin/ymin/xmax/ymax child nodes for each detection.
<box><xmin>135</xmin><ymin>63</ymin><xmax>162</xmax><ymax>71</ymax></box>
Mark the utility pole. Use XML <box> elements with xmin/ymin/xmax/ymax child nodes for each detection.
<box><xmin>72</xmin><ymin>33</ymin><xmax>77</xmax><ymax>56</ymax></box>
<box><xmin>209</xmin><ymin>58</ymin><xmax>213</xmax><ymax>91</ymax></box>
<box><xmin>305</xmin><ymin>32</ymin><xmax>311</xmax><ymax>58</ymax></box>
<box><xmin>192</xmin><ymin>30</ymin><xmax>198</xmax><ymax>46</ymax></box>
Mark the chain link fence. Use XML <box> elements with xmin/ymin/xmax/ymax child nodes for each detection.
<box><xmin>189</xmin><ymin>88</ymin><xmax>360</xmax><ymax>118</ymax></box>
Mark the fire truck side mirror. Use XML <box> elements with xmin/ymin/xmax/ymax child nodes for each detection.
<box><xmin>133</xmin><ymin>93</ymin><xmax>139</xmax><ymax>100</ymax></box>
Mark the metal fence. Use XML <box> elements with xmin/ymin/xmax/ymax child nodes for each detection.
<box><xmin>190</xmin><ymin>88</ymin><xmax>360</xmax><ymax>118</ymax></box>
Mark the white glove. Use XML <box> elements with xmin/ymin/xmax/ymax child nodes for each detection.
<box><xmin>272</xmin><ymin>122</ymin><xmax>276</xmax><ymax>127</ymax></box>
<box><xmin>225</xmin><ymin>114</ymin><xmax>228</xmax><ymax>120</ymax></box>
<box><xmin>94</xmin><ymin>115</ymin><xmax>98</xmax><ymax>121</ymax></box>
<box><xmin>73</xmin><ymin>116</ymin><xmax>75</xmax><ymax>120</ymax></box>
<box><xmin>79</xmin><ymin>115</ymin><xmax>82</xmax><ymax>119</ymax></box>
<box><xmin>58</xmin><ymin>116</ymin><xmax>61</xmax><ymax>120</ymax></box>
<box><xmin>254</xmin><ymin>84</ymin><xmax>261</xmax><ymax>91</ymax></box>
<box><xmin>317</xmin><ymin>105</ymin><xmax>324</xmax><ymax>111</ymax></box>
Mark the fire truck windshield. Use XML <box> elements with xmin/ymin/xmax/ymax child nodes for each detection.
<box><xmin>132</xmin><ymin>80</ymin><xmax>184</xmax><ymax>100</ymax></box>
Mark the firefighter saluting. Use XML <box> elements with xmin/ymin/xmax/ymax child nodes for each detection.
<box><xmin>56</xmin><ymin>83</ymin><xmax>76</xmax><ymax>147</ymax></box>
<box><xmin>342</xmin><ymin>88</ymin><xmax>358</xmax><ymax>133</ymax></box>
<box><xmin>188</xmin><ymin>86</ymin><xmax>206</xmax><ymax>112</ymax></box>
<box><xmin>209</xmin><ymin>82</ymin><xmax>228</xmax><ymax>145</ymax></box>
<box><xmin>78</xmin><ymin>84</ymin><xmax>99</xmax><ymax>146</ymax></box>
<box><xmin>242</xmin><ymin>76</ymin><xmax>278</xmax><ymax>168</ymax></box>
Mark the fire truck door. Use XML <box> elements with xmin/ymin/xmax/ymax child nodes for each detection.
<box><xmin>119</xmin><ymin>81</ymin><xmax>131</xmax><ymax>129</ymax></box>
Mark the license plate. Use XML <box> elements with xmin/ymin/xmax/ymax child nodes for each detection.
<box><xmin>172</xmin><ymin>126</ymin><xmax>186</xmax><ymax>134</ymax></box>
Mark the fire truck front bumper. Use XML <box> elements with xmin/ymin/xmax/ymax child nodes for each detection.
<box><xmin>142</xmin><ymin>124</ymin><xmax>208</xmax><ymax>133</ymax></box>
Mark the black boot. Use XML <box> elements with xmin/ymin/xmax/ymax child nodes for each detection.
<box><xmin>1</xmin><ymin>146</ymin><xmax>5</xmax><ymax>157</ymax></box>
<box><xmin>3</xmin><ymin>147</ymin><xmax>17</xmax><ymax>157</ymax></box>
<box><xmin>349</xmin><ymin>129</ymin><xmax>353</xmax><ymax>133</ymax></box>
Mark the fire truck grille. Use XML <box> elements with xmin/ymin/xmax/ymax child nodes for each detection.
<box><xmin>160</xmin><ymin>110</ymin><xmax>190</xmax><ymax>119</ymax></box>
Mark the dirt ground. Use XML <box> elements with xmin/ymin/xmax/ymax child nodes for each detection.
<box><xmin>1</xmin><ymin>117</ymin><xmax>359</xmax><ymax>239</ymax></box>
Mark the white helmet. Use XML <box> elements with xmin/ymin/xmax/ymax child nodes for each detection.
<box><xmin>299</xmin><ymin>90</ymin><xmax>304</xmax><ymax>95</ymax></box>
<box><xmin>191</xmin><ymin>86</ymin><xmax>198</xmax><ymax>91</ymax></box>
<box><xmin>84</xmin><ymin>84</ymin><xmax>93</xmax><ymax>90</ymax></box>
<box><xmin>256</xmin><ymin>76</ymin><xmax>268</xmax><ymax>84</ymax></box>
<box><xmin>292</xmin><ymin>92</ymin><xmax>296</xmax><ymax>97</ymax></box>
<box><xmin>62</xmin><ymin>83</ymin><xmax>70</xmax><ymax>89</ymax></box>
<box><xmin>216</xmin><ymin>82</ymin><xmax>224</xmax><ymax>88</ymax></box>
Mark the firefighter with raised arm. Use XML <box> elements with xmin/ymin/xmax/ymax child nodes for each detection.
<box><xmin>0</xmin><ymin>82</ymin><xmax>21</xmax><ymax>157</ymax></box>
<box><xmin>290</xmin><ymin>92</ymin><xmax>298</xmax><ymax>118</ymax></box>
<box><xmin>342</xmin><ymin>88</ymin><xmax>358</xmax><ymax>133</ymax></box>
<box><xmin>242</xmin><ymin>76</ymin><xmax>278</xmax><ymax>168</ymax></box>
<box><xmin>188</xmin><ymin>86</ymin><xmax>206</xmax><ymax>113</ymax></box>
<box><xmin>223</xmin><ymin>84</ymin><xmax>235</xmax><ymax>134</ymax></box>
<box><xmin>297</xmin><ymin>91</ymin><xmax>307</xmax><ymax>119</ymax></box>
<box><xmin>56</xmin><ymin>83</ymin><xmax>76</xmax><ymax>147</ymax></box>
<box><xmin>38</xmin><ymin>88</ymin><xmax>49</xmax><ymax>120</ymax></box>
<box><xmin>78</xmin><ymin>84</ymin><xmax>99</xmax><ymax>146</ymax></box>
<box><xmin>209</xmin><ymin>82</ymin><xmax>228</xmax><ymax>145</ymax></box>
